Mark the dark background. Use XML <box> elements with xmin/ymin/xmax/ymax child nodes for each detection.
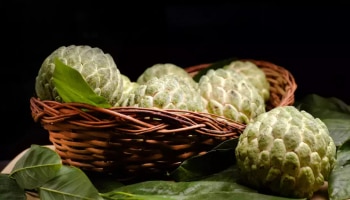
<box><xmin>2</xmin><ymin>2</ymin><xmax>350</xmax><ymax>162</ymax></box>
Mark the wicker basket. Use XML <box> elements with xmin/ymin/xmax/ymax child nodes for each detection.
<box><xmin>30</xmin><ymin>58</ymin><xmax>296</xmax><ymax>180</ymax></box>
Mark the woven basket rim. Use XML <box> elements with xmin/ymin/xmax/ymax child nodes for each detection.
<box><xmin>30</xmin><ymin>96</ymin><xmax>246</xmax><ymax>132</ymax></box>
<box><xmin>30</xmin><ymin>96</ymin><xmax>245</xmax><ymax>176</ymax></box>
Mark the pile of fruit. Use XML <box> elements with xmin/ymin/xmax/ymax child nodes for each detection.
<box><xmin>33</xmin><ymin>45</ymin><xmax>337</xmax><ymax>199</ymax></box>
<box><xmin>35</xmin><ymin>45</ymin><xmax>270</xmax><ymax>124</ymax></box>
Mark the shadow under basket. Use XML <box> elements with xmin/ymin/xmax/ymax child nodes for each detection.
<box><xmin>30</xmin><ymin>59</ymin><xmax>297</xmax><ymax>180</ymax></box>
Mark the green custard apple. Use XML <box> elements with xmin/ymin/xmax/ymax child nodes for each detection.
<box><xmin>113</xmin><ymin>74</ymin><xmax>139</xmax><ymax>107</ymax></box>
<box><xmin>223</xmin><ymin>60</ymin><xmax>270</xmax><ymax>102</ymax></box>
<box><xmin>130</xmin><ymin>74</ymin><xmax>205</xmax><ymax>112</ymax></box>
<box><xmin>35</xmin><ymin>45</ymin><xmax>123</xmax><ymax>105</ymax></box>
<box><xmin>198</xmin><ymin>68</ymin><xmax>266</xmax><ymax>124</ymax></box>
<box><xmin>235</xmin><ymin>106</ymin><xmax>336</xmax><ymax>198</ymax></box>
<box><xmin>137</xmin><ymin>63</ymin><xmax>198</xmax><ymax>88</ymax></box>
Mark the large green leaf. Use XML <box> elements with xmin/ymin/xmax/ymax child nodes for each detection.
<box><xmin>294</xmin><ymin>94</ymin><xmax>350</xmax><ymax>120</ymax></box>
<box><xmin>100</xmin><ymin>166</ymin><xmax>305</xmax><ymax>200</ymax></box>
<box><xmin>294</xmin><ymin>94</ymin><xmax>350</xmax><ymax>147</ymax></box>
<box><xmin>101</xmin><ymin>191</ymin><xmax>304</xmax><ymax>200</ymax></box>
<box><xmin>322</xmin><ymin>119</ymin><xmax>350</xmax><ymax>147</ymax></box>
<box><xmin>39</xmin><ymin>165</ymin><xmax>103</xmax><ymax>200</ymax></box>
<box><xmin>169</xmin><ymin>138</ymin><xmax>238</xmax><ymax>181</ymax></box>
<box><xmin>328</xmin><ymin>141</ymin><xmax>350</xmax><ymax>200</ymax></box>
<box><xmin>88</xmin><ymin>174</ymin><xmax>124</xmax><ymax>193</ymax></box>
<box><xmin>9</xmin><ymin>144</ymin><xmax>62</xmax><ymax>189</ymax></box>
<box><xmin>101</xmin><ymin>191</ymin><xmax>176</xmax><ymax>200</ymax></box>
<box><xmin>0</xmin><ymin>174</ymin><xmax>26</xmax><ymax>200</ymax></box>
<box><xmin>53</xmin><ymin>58</ymin><xmax>111</xmax><ymax>108</ymax></box>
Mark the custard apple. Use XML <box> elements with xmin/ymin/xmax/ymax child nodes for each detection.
<box><xmin>224</xmin><ymin>60</ymin><xmax>270</xmax><ymax>101</ymax></box>
<box><xmin>130</xmin><ymin>74</ymin><xmax>205</xmax><ymax>112</ymax></box>
<box><xmin>235</xmin><ymin>106</ymin><xmax>336</xmax><ymax>198</ymax></box>
<box><xmin>113</xmin><ymin>74</ymin><xmax>139</xmax><ymax>107</ymax></box>
<box><xmin>198</xmin><ymin>68</ymin><xmax>265</xmax><ymax>124</ymax></box>
<box><xmin>35</xmin><ymin>45</ymin><xmax>123</xmax><ymax>105</ymax></box>
<box><xmin>137</xmin><ymin>63</ymin><xmax>198</xmax><ymax>88</ymax></box>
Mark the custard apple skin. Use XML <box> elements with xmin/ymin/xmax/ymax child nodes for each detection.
<box><xmin>137</xmin><ymin>63</ymin><xmax>198</xmax><ymax>88</ymax></box>
<box><xmin>198</xmin><ymin>68</ymin><xmax>265</xmax><ymax>124</ymax></box>
<box><xmin>130</xmin><ymin>74</ymin><xmax>205</xmax><ymax>112</ymax></box>
<box><xmin>35</xmin><ymin>45</ymin><xmax>123</xmax><ymax>105</ymax></box>
<box><xmin>235</xmin><ymin>106</ymin><xmax>336</xmax><ymax>198</ymax></box>
<box><xmin>113</xmin><ymin>74</ymin><xmax>139</xmax><ymax>107</ymax></box>
<box><xmin>223</xmin><ymin>60</ymin><xmax>270</xmax><ymax>102</ymax></box>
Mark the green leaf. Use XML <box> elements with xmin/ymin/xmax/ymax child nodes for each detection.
<box><xmin>88</xmin><ymin>173</ymin><xmax>124</xmax><ymax>193</ymax></box>
<box><xmin>39</xmin><ymin>165</ymin><xmax>103</xmax><ymax>200</ymax></box>
<box><xmin>9</xmin><ymin>144</ymin><xmax>62</xmax><ymax>189</ymax></box>
<box><xmin>53</xmin><ymin>57</ymin><xmax>111</xmax><ymax>108</ymax></box>
<box><xmin>0</xmin><ymin>174</ymin><xmax>26</xmax><ymax>200</ymax></box>
<box><xmin>180</xmin><ymin>192</ymin><xmax>304</xmax><ymax>200</ymax></box>
<box><xmin>294</xmin><ymin>94</ymin><xmax>350</xmax><ymax>148</ymax></box>
<box><xmin>169</xmin><ymin>138</ymin><xmax>238</xmax><ymax>181</ymax></box>
<box><xmin>101</xmin><ymin>191</ymin><xmax>176</xmax><ymax>200</ymax></box>
<box><xmin>322</xmin><ymin>119</ymin><xmax>350</xmax><ymax>147</ymax></box>
<box><xmin>294</xmin><ymin>94</ymin><xmax>350</xmax><ymax>120</ymax></box>
<box><xmin>101</xmin><ymin>166</ymin><xmax>305</xmax><ymax>200</ymax></box>
<box><xmin>192</xmin><ymin>57</ymin><xmax>238</xmax><ymax>82</ymax></box>
<box><xmin>328</xmin><ymin>141</ymin><xmax>350</xmax><ymax>200</ymax></box>
<box><xmin>102</xmin><ymin>191</ymin><xmax>304</xmax><ymax>200</ymax></box>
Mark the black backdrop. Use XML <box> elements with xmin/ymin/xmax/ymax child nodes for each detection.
<box><xmin>2</xmin><ymin>2</ymin><xmax>350</xmax><ymax>160</ymax></box>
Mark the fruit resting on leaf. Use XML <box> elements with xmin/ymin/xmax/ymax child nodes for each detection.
<box><xmin>235</xmin><ymin>106</ymin><xmax>336</xmax><ymax>198</ymax></box>
<box><xmin>35</xmin><ymin>45</ymin><xmax>123</xmax><ymax>105</ymax></box>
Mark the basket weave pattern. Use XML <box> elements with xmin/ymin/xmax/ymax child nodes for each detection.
<box><xmin>30</xmin><ymin>59</ymin><xmax>297</xmax><ymax>178</ymax></box>
<box><xmin>30</xmin><ymin>98</ymin><xmax>244</xmax><ymax>177</ymax></box>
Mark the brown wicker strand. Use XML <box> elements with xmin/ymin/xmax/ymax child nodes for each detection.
<box><xmin>114</xmin><ymin>123</ymin><xmax>170</xmax><ymax>135</ymax></box>
<box><xmin>113</xmin><ymin>107</ymin><xmax>199</xmax><ymax>127</ymax></box>
<box><xmin>31</xmin><ymin>98</ymin><xmax>102</xmax><ymax>123</ymax></box>
<box><xmin>156</xmin><ymin>124</ymin><xmax>206</xmax><ymax>133</ymax></box>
